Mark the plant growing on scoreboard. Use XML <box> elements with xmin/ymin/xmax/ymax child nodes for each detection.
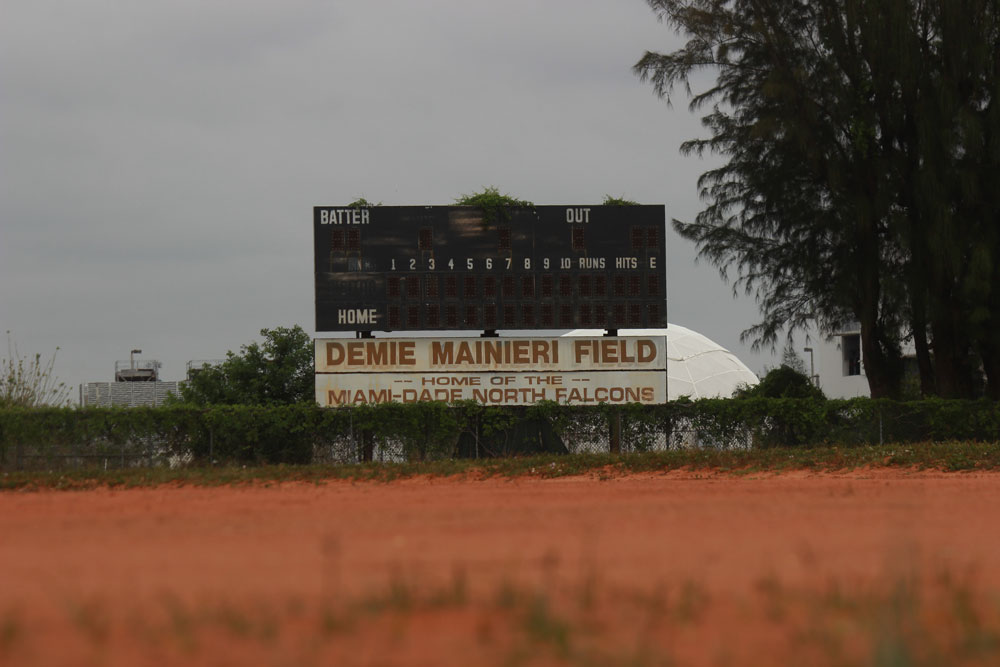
<box><xmin>454</xmin><ymin>186</ymin><xmax>534</xmax><ymax>225</ymax></box>
<box><xmin>601</xmin><ymin>195</ymin><xmax>640</xmax><ymax>206</ymax></box>
<box><xmin>347</xmin><ymin>197</ymin><xmax>380</xmax><ymax>208</ymax></box>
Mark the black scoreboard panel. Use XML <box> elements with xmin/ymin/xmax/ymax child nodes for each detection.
<box><xmin>314</xmin><ymin>205</ymin><xmax>666</xmax><ymax>332</ymax></box>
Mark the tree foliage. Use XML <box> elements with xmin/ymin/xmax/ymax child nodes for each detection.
<box><xmin>177</xmin><ymin>326</ymin><xmax>314</xmax><ymax>406</ymax></box>
<box><xmin>636</xmin><ymin>0</ymin><xmax>1000</xmax><ymax>398</ymax></box>
<box><xmin>780</xmin><ymin>341</ymin><xmax>808</xmax><ymax>377</ymax></box>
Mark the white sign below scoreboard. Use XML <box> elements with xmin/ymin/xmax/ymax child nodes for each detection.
<box><xmin>316</xmin><ymin>371</ymin><xmax>667</xmax><ymax>406</ymax></box>
<box><xmin>315</xmin><ymin>336</ymin><xmax>666</xmax><ymax>373</ymax></box>
<box><xmin>314</xmin><ymin>336</ymin><xmax>667</xmax><ymax>407</ymax></box>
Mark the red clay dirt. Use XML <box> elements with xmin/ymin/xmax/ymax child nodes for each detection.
<box><xmin>1</xmin><ymin>469</ymin><xmax>999</xmax><ymax>665</ymax></box>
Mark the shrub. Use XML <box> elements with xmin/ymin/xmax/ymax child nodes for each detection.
<box><xmin>0</xmin><ymin>333</ymin><xmax>71</xmax><ymax>408</ymax></box>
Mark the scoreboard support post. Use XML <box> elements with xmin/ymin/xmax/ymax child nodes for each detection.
<box><xmin>604</xmin><ymin>328</ymin><xmax>622</xmax><ymax>453</ymax></box>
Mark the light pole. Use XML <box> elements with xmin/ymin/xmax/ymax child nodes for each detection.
<box><xmin>803</xmin><ymin>347</ymin><xmax>816</xmax><ymax>386</ymax></box>
<box><xmin>130</xmin><ymin>348</ymin><xmax>142</xmax><ymax>370</ymax></box>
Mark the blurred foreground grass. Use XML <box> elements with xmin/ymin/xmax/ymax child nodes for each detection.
<box><xmin>1</xmin><ymin>570</ymin><xmax>998</xmax><ymax>666</ymax></box>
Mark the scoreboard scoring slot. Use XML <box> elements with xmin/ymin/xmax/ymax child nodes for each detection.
<box><xmin>314</xmin><ymin>205</ymin><xmax>667</xmax><ymax>332</ymax></box>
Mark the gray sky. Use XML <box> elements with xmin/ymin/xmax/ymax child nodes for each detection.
<box><xmin>1</xmin><ymin>0</ymin><xmax>781</xmax><ymax>395</ymax></box>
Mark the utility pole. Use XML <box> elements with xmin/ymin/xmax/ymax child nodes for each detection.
<box><xmin>803</xmin><ymin>347</ymin><xmax>818</xmax><ymax>387</ymax></box>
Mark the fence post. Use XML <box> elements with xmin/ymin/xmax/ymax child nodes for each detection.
<box><xmin>664</xmin><ymin>410</ymin><xmax>673</xmax><ymax>451</ymax></box>
<box><xmin>609</xmin><ymin>408</ymin><xmax>622</xmax><ymax>454</ymax></box>
<box><xmin>361</xmin><ymin>430</ymin><xmax>374</xmax><ymax>463</ymax></box>
<box><xmin>349</xmin><ymin>412</ymin><xmax>355</xmax><ymax>463</ymax></box>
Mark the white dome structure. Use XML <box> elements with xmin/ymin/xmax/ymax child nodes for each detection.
<box><xmin>564</xmin><ymin>324</ymin><xmax>759</xmax><ymax>400</ymax></box>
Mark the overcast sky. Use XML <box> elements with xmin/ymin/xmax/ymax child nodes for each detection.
<box><xmin>1</xmin><ymin>0</ymin><xmax>783</xmax><ymax>396</ymax></box>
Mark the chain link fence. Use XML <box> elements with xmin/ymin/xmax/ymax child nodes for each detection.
<box><xmin>3</xmin><ymin>399</ymin><xmax>998</xmax><ymax>472</ymax></box>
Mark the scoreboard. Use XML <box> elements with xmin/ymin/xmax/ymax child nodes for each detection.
<box><xmin>313</xmin><ymin>205</ymin><xmax>667</xmax><ymax>332</ymax></box>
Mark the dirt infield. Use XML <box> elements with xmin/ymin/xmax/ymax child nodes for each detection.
<box><xmin>2</xmin><ymin>469</ymin><xmax>1000</xmax><ymax>665</ymax></box>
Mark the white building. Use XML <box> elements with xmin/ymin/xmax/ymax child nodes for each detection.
<box><xmin>807</xmin><ymin>323</ymin><xmax>919</xmax><ymax>398</ymax></box>
<box><xmin>808</xmin><ymin>323</ymin><xmax>869</xmax><ymax>398</ymax></box>
<box><xmin>79</xmin><ymin>356</ymin><xmax>181</xmax><ymax>407</ymax></box>
<box><xmin>566</xmin><ymin>324</ymin><xmax>760</xmax><ymax>400</ymax></box>
<box><xmin>80</xmin><ymin>381</ymin><xmax>181</xmax><ymax>407</ymax></box>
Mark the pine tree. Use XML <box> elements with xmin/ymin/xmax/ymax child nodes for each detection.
<box><xmin>636</xmin><ymin>0</ymin><xmax>1000</xmax><ymax>397</ymax></box>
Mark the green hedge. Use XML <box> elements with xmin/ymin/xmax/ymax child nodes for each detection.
<box><xmin>0</xmin><ymin>403</ymin><xmax>549</xmax><ymax>469</ymax></box>
<box><xmin>1</xmin><ymin>398</ymin><xmax>999</xmax><ymax>470</ymax></box>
